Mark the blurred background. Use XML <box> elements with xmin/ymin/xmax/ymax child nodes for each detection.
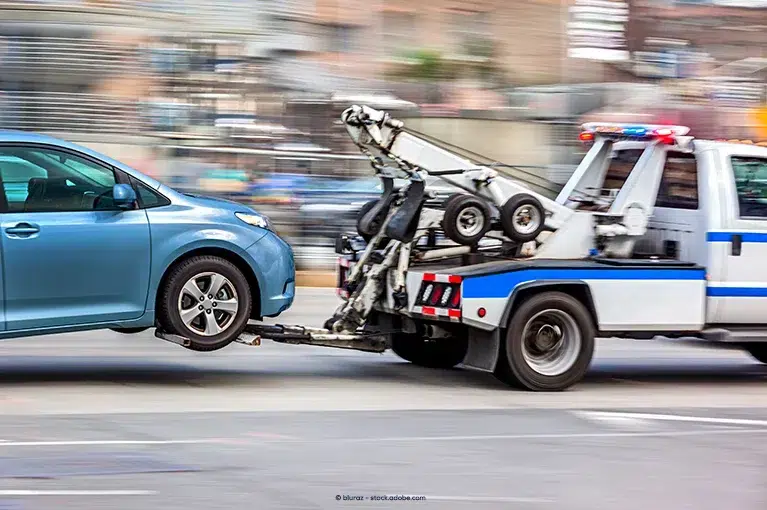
<box><xmin>0</xmin><ymin>0</ymin><xmax>765</xmax><ymax>269</ymax></box>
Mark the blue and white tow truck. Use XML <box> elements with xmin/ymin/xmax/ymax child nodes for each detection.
<box><xmin>247</xmin><ymin>105</ymin><xmax>767</xmax><ymax>391</ymax></box>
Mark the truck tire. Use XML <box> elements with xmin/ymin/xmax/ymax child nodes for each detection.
<box><xmin>356</xmin><ymin>200</ymin><xmax>382</xmax><ymax>241</ymax></box>
<box><xmin>494</xmin><ymin>291</ymin><xmax>595</xmax><ymax>391</ymax></box>
<box><xmin>391</xmin><ymin>334</ymin><xmax>468</xmax><ymax>369</ymax></box>
<box><xmin>356</xmin><ymin>199</ymin><xmax>390</xmax><ymax>245</ymax></box>
<box><xmin>158</xmin><ymin>256</ymin><xmax>252</xmax><ymax>352</ymax></box>
<box><xmin>500</xmin><ymin>194</ymin><xmax>545</xmax><ymax>243</ymax></box>
<box><xmin>745</xmin><ymin>343</ymin><xmax>767</xmax><ymax>364</ymax></box>
<box><xmin>442</xmin><ymin>193</ymin><xmax>491</xmax><ymax>246</ymax></box>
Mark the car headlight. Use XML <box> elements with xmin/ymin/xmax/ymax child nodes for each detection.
<box><xmin>235</xmin><ymin>212</ymin><xmax>272</xmax><ymax>231</ymax></box>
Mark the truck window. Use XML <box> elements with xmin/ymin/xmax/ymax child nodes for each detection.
<box><xmin>603</xmin><ymin>149</ymin><xmax>643</xmax><ymax>191</ymax></box>
<box><xmin>732</xmin><ymin>156</ymin><xmax>767</xmax><ymax>218</ymax></box>
<box><xmin>656</xmin><ymin>152</ymin><xmax>698</xmax><ymax>210</ymax></box>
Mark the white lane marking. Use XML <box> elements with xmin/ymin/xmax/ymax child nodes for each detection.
<box><xmin>0</xmin><ymin>490</ymin><xmax>155</xmax><ymax>496</ymax></box>
<box><xmin>576</xmin><ymin>411</ymin><xmax>767</xmax><ymax>427</ymax></box>
<box><xmin>332</xmin><ymin>428</ymin><xmax>767</xmax><ymax>443</ymax></box>
<box><xmin>0</xmin><ymin>439</ymin><xmax>222</xmax><ymax>447</ymax></box>
<box><xmin>423</xmin><ymin>495</ymin><xmax>553</xmax><ymax>503</ymax></box>
<box><xmin>572</xmin><ymin>410</ymin><xmax>657</xmax><ymax>430</ymax></box>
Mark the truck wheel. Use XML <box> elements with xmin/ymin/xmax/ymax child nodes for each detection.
<box><xmin>356</xmin><ymin>199</ymin><xmax>390</xmax><ymax>245</ymax></box>
<box><xmin>391</xmin><ymin>334</ymin><xmax>468</xmax><ymax>369</ymax></box>
<box><xmin>442</xmin><ymin>193</ymin><xmax>491</xmax><ymax>245</ymax></box>
<box><xmin>500</xmin><ymin>194</ymin><xmax>545</xmax><ymax>243</ymax></box>
<box><xmin>745</xmin><ymin>343</ymin><xmax>767</xmax><ymax>364</ymax></box>
<box><xmin>158</xmin><ymin>256</ymin><xmax>252</xmax><ymax>352</ymax></box>
<box><xmin>495</xmin><ymin>291</ymin><xmax>595</xmax><ymax>391</ymax></box>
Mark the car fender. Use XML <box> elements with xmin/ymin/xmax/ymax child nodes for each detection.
<box><xmin>146</xmin><ymin>231</ymin><xmax>267</xmax><ymax>314</ymax></box>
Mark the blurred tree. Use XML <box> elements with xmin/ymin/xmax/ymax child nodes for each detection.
<box><xmin>386</xmin><ymin>40</ymin><xmax>507</xmax><ymax>87</ymax></box>
<box><xmin>387</xmin><ymin>49</ymin><xmax>450</xmax><ymax>82</ymax></box>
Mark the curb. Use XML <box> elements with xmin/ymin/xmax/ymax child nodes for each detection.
<box><xmin>296</xmin><ymin>270</ymin><xmax>337</xmax><ymax>288</ymax></box>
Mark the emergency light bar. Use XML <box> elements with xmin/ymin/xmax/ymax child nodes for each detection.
<box><xmin>580</xmin><ymin>123</ymin><xmax>690</xmax><ymax>144</ymax></box>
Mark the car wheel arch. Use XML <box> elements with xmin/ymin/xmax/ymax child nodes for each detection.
<box><xmin>153</xmin><ymin>246</ymin><xmax>263</xmax><ymax>321</ymax></box>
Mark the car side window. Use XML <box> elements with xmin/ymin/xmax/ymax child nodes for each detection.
<box><xmin>0</xmin><ymin>146</ymin><xmax>118</xmax><ymax>213</ymax></box>
<box><xmin>129</xmin><ymin>176</ymin><xmax>171</xmax><ymax>209</ymax></box>
<box><xmin>732</xmin><ymin>156</ymin><xmax>767</xmax><ymax>219</ymax></box>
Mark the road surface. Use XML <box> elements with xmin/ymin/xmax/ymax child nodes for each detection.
<box><xmin>0</xmin><ymin>288</ymin><xmax>763</xmax><ymax>509</ymax></box>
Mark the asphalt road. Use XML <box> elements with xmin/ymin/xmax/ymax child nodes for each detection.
<box><xmin>0</xmin><ymin>288</ymin><xmax>764</xmax><ymax>509</ymax></box>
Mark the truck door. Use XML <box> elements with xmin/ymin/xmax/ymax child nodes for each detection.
<box><xmin>707</xmin><ymin>145</ymin><xmax>767</xmax><ymax>324</ymax></box>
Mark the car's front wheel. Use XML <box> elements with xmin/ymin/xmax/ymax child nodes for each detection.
<box><xmin>158</xmin><ymin>256</ymin><xmax>252</xmax><ymax>352</ymax></box>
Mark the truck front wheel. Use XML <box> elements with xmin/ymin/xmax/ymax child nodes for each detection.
<box><xmin>495</xmin><ymin>291</ymin><xmax>595</xmax><ymax>391</ymax></box>
<box><xmin>391</xmin><ymin>334</ymin><xmax>468</xmax><ymax>369</ymax></box>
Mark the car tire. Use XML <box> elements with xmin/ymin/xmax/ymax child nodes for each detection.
<box><xmin>158</xmin><ymin>256</ymin><xmax>252</xmax><ymax>352</ymax></box>
<box><xmin>391</xmin><ymin>333</ymin><xmax>468</xmax><ymax>369</ymax></box>
<box><xmin>500</xmin><ymin>194</ymin><xmax>545</xmax><ymax>243</ymax></box>
<box><xmin>494</xmin><ymin>291</ymin><xmax>595</xmax><ymax>391</ymax></box>
<box><xmin>745</xmin><ymin>343</ymin><xmax>767</xmax><ymax>364</ymax></box>
<box><xmin>442</xmin><ymin>193</ymin><xmax>491</xmax><ymax>246</ymax></box>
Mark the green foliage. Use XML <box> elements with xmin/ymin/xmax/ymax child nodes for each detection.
<box><xmin>386</xmin><ymin>40</ymin><xmax>508</xmax><ymax>86</ymax></box>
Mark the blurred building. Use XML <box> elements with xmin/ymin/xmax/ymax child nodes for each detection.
<box><xmin>629</xmin><ymin>0</ymin><xmax>767</xmax><ymax>72</ymax></box>
<box><xmin>0</xmin><ymin>0</ymin><xmax>189</xmax><ymax>169</ymax></box>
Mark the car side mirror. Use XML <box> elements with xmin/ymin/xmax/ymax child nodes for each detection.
<box><xmin>113</xmin><ymin>184</ymin><xmax>137</xmax><ymax>209</ymax></box>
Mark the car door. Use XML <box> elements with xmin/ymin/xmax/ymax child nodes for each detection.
<box><xmin>0</xmin><ymin>144</ymin><xmax>151</xmax><ymax>331</ymax></box>
<box><xmin>706</xmin><ymin>146</ymin><xmax>767</xmax><ymax>324</ymax></box>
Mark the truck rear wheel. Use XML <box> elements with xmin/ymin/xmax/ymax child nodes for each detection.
<box><xmin>391</xmin><ymin>334</ymin><xmax>468</xmax><ymax>369</ymax></box>
<box><xmin>494</xmin><ymin>291</ymin><xmax>595</xmax><ymax>391</ymax></box>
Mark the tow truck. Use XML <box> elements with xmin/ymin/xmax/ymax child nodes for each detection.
<box><xmin>177</xmin><ymin>105</ymin><xmax>767</xmax><ymax>391</ymax></box>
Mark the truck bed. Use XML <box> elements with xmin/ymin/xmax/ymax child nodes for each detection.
<box><xmin>409</xmin><ymin>253</ymin><xmax>703</xmax><ymax>279</ymax></box>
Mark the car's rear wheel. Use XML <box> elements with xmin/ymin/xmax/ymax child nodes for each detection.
<box><xmin>158</xmin><ymin>256</ymin><xmax>252</xmax><ymax>352</ymax></box>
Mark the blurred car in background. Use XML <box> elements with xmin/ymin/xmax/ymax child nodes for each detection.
<box><xmin>198</xmin><ymin>168</ymin><xmax>250</xmax><ymax>196</ymax></box>
<box><xmin>296</xmin><ymin>176</ymin><xmax>382</xmax><ymax>243</ymax></box>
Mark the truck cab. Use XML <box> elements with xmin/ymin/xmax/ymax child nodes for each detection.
<box><xmin>583</xmin><ymin>134</ymin><xmax>767</xmax><ymax>327</ymax></box>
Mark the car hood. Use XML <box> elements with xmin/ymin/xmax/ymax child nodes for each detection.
<box><xmin>183</xmin><ymin>193</ymin><xmax>261</xmax><ymax>214</ymax></box>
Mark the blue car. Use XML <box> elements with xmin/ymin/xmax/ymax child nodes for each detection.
<box><xmin>0</xmin><ymin>132</ymin><xmax>295</xmax><ymax>351</ymax></box>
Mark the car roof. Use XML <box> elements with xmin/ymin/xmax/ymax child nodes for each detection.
<box><xmin>0</xmin><ymin>131</ymin><xmax>162</xmax><ymax>189</ymax></box>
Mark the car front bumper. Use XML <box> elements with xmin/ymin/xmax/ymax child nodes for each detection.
<box><xmin>246</xmin><ymin>231</ymin><xmax>295</xmax><ymax>317</ymax></box>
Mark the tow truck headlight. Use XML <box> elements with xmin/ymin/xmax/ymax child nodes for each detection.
<box><xmin>235</xmin><ymin>212</ymin><xmax>272</xmax><ymax>231</ymax></box>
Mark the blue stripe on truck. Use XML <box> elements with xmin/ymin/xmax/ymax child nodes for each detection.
<box><xmin>462</xmin><ymin>268</ymin><xmax>706</xmax><ymax>299</ymax></box>
<box><xmin>707</xmin><ymin>286</ymin><xmax>767</xmax><ymax>297</ymax></box>
<box><xmin>707</xmin><ymin>232</ymin><xmax>767</xmax><ymax>243</ymax></box>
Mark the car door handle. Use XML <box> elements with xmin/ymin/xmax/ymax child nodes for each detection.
<box><xmin>5</xmin><ymin>223</ymin><xmax>40</xmax><ymax>237</ymax></box>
